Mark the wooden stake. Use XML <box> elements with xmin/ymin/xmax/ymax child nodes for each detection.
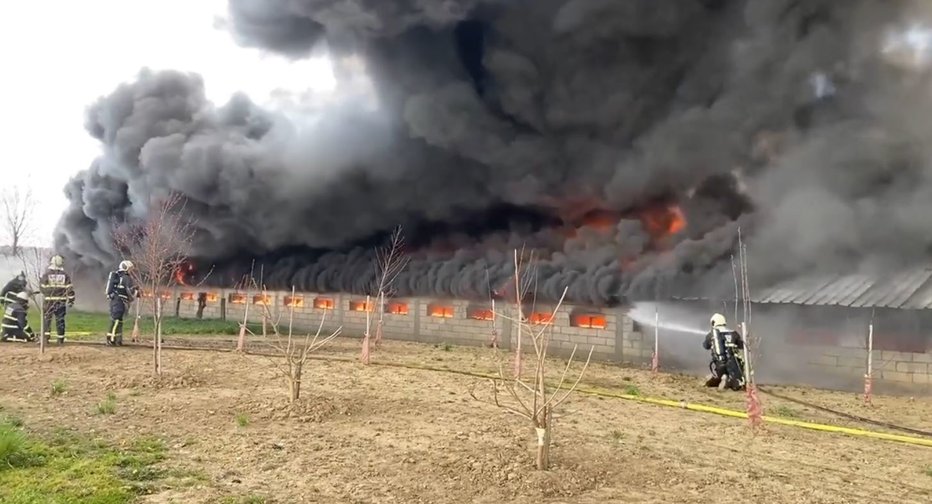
<box><xmin>864</xmin><ymin>316</ymin><xmax>874</xmax><ymax>406</ymax></box>
<box><xmin>651</xmin><ymin>307</ymin><xmax>659</xmax><ymax>373</ymax></box>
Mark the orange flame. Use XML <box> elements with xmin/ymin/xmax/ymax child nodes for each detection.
<box><xmin>468</xmin><ymin>308</ymin><xmax>494</xmax><ymax>321</ymax></box>
<box><xmin>387</xmin><ymin>302</ymin><xmax>409</xmax><ymax>315</ymax></box>
<box><xmin>428</xmin><ymin>304</ymin><xmax>454</xmax><ymax>318</ymax></box>
<box><xmin>638</xmin><ymin>204</ymin><xmax>686</xmax><ymax>241</ymax></box>
<box><xmin>175</xmin><ymin>260</ymin><xmax>195</xmax><ymax>286</ymax></box>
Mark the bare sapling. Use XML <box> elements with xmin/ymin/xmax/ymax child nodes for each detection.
<box><xmin>362</xmin><ymin>225</ymin><xmax>408</xmax><ymax>364</ymax></box>
<box><xmin>235</xmin><ymin>273</ymin><xmax>286</xmax><ymax>353</ymax></box>
<box><xmin>18</xmin><ymin>247</ymin><xmax>51</xmax><ymax>354</ymax></box>
<box><xmin>471</xmin><ymin>251</ymin><xmax>594</xmax><ymax>470</ymax></box>
<box><xmin>112</xmin><ymin>192</ymin><xmax>197</xmax><ymax>376</ymax></box>
<box><xmin>1</xmin><ymin>182</ymin><xmax>35</xmax><ymax>257</ymax></box>
<box><xmin>265</xmin><ymin>286</ymin><xmax>343</xmax><ymax>403</ymax></box>
<box><xmin>736</xmin><ymin>228</ymin><xmax>763</xmax><ymax>429</ymax></box>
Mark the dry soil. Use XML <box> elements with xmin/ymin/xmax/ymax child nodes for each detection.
<box><xmin>1</xmin><ymin>337</ymin><xmax>931</xmax><ymax>503</ymax></box>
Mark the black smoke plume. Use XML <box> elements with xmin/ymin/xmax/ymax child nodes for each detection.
<box><xmin>54</xmin><ymin>0</ymin><xmax>932</xmax><ymax>305</ymax></box>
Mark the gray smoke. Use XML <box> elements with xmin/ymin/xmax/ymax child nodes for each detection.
<box><xmin>53</xmin><ymin>0</ymin><xmax>932</xmax><ymax>305</ymax></box>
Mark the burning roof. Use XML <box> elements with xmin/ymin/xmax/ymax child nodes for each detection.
<box><xmin>52</xmin><ymin>1</ymin><xmax>932</xmax><ymax>306</ymax></box>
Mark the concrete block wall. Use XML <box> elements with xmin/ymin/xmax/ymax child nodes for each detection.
<box><xmin>147</xmin><ymin>287</ymin><xmax>647</xmax><ymax>365</ymax></box>
<box><xmin>802</xmin><ymin>344</ymin><xmax>932</xmax><ymax>391</ymax></box>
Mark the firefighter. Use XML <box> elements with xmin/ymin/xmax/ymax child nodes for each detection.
<box><xmin>39</xmin><ymin>254</ymin><xmax>76</xmax><ymax>345</ymax></box>
<box><xmin>1</xmin><ymin>271</ymin><xmax>27</xmax><ymax>307</ymax></box>
<box><xmin>1</xmin><ymin>291</ymin><xmax>37</xmax><ymax>342</ymax></box>
<box><xmin>702</xmin><ymin>313</ymin><xmax>746</xmax><ymax>391</ymax></box>
<box><xmin>105</xmin><ymin>260</ymin><xmax>137</xmax><ymax>346</ymax></box>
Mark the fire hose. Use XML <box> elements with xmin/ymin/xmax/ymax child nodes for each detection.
<box><xmin>58</xmin><ymin>338</ymin><xmax>932</xmax><ymax>448</ymax></box>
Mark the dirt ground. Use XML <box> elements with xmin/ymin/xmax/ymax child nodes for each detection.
<box><xmin>1</xmin><ymin>337</ymin><xmax>931</xmax><ymax>503</ymax></box>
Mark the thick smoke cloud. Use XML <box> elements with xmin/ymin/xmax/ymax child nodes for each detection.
<box><xmin>53</xmin><ymin>0</ymin><xmax>932</xmax><ymax>305</ymax></box>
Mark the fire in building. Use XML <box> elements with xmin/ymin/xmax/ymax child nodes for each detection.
<box><xmin>50</xmin><ymin>1</ymin><xmax>932</xmax><ymax>391</ymax></box>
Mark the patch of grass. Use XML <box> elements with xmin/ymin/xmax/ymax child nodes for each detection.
<box><xmin>610</xmin><ymin>430</ymin><xmax>625</xmax><ymax>442</ymax></box>
<box><xmin>442</xmin><ymin>342</ymin><xmax>453</xmax><ymax>351</ymax></box>
<box><xmin>0</xmin><ymin>423</ymin><xmax>29</xmax><ymax>468</ymax></box>
<box><xmin>923</xmin><ymin>466</ymin><xmax>932</xmax><ymax>477</ymax></box>
<box><xmin>25</xmin><ymin>308</ymin><xmax>261</xmax><ymax>340</ymax></box>
<box><xmin>623</xmin><ymin>384</ymin><xmax>641</xmax><ymax>396</ymax></box>
<box><xmin>235</xmin><ymin>412</ymin><xmax>250</xmax><ymax>428</ymax></box>
<box><xmin>96</xmin><ymin>399</ymin><xmax>116</xmax><ymax>416</ymax></box>
<box><xmin>0</xmin><ymin>421</ymin><xmax>167</xmax><ymax>503</ymax></box>
<box><xmin>50</xmin><ymin>380</ymin><xmax>67</xmax><ymax>397</ymax></box>
<box><xmin>771</xmin><ymin>405</ymin><xmax>800</xmax><ymax>418</ymax></box>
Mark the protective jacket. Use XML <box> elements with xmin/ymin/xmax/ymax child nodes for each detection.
<box><xmin>1</xmin><ymin>299</ymin><xmax>35</xmax><ymax>341</ymax></box>
<box><xmin>1</xmin><ymin>275</ymin><xmax>26</xmax><ymax>305</ymax></box>
<box><xmin>106</xmin><ymin>270</ymin><xmax>137</xmax><ymax>302</ymax></box>
<box><xmin>40</xmin><ymin>266</ymin><xmax>75</xmax><ymax>305</ymax></box>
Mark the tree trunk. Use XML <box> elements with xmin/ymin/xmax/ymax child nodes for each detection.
<box><xmin>236</xmin><ymin>297</ymin><xmax>250</xmax><ymax>352</ymax></box>
<box><xmin>290</xmin><ymin>361</ymin><xmax>303</xmax><ymax>403</ymax></box>
<box><xmin>361</xmin><ymin>294</ymin><xmax>371</xmax><ymax>364</ymax></box>
<box><xmin>131</xmin><ymin>300</ymin><xmax>140</xmax><ymax>343</ymax></box>
<box><xmin>156</xmin><ymin>314</ymin><xmax>163</xmax><ymax>375</ymax></box>
<box><xmin>38</xmin><ymin>299</ymin><xmax>45</xmax><ymax>355</ymax></box>
<box><xmin>535</xmin><ymin>426</ymin><xmax>551</xmax><ymax>470</ymax></box>
<box><xmin>374</xmin><ymin>292</ymin><xmax>385</xmax><ymax>347</ymax></box>
<box><xmin>154</xmin><ymin>298</ymin><xmax>162</xmax><ymax>376</ymax></box>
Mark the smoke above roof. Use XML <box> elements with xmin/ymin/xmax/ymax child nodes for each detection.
<box><xmin>52</xmin><ymin>0</ymin><xmax>932</xmax><ymax>305</ymax></box>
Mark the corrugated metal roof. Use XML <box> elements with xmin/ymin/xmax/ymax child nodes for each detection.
<box><xmin>680</xmin><ymin>265</ymin><xmax>932</xmax><ymax>310</ymax></box>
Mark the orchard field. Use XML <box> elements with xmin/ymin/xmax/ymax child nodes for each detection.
<box><xmin>0</xmin><ymin>330</ymin><xmax>931</xmax><ymax>503</ymax></box>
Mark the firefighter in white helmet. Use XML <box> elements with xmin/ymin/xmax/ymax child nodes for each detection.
<box><xmin>39</xmin><ymin>254</ymin><xmax>76</xmax><ymax>345</ymax></box>
<box><xmin>702</xmin><ymin>313</ymin><xmax>746</xmax><ymax>391</ymax></box>
<box><xmin>1</xmin><ymin>291</ymin><xmax>37</xmax><ymax>342</ymax></box>
<box><xmin>104</xmin><ymin>260</ymin><xmax>138</xmax><ymax>346</ymax></box>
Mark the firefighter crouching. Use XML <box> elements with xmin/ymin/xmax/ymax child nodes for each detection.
<box><xmin>1</xmin><ymin>291</ymin><xmax>37</xmax><ymax>342</ymax></box>
<box><xmin>40</xmin><ymin>254</ymin><xmax>76</xmax><ymax>345</ymax></box>
<box><xmin>105</xmin><ymin>261</ymin><xmax>137</xmax><ymax>346</ymax></box>
<box><xmin>1</xmin><ymin>272</ymin><xmax>27</xmax><ymax>307</ymax></box>
<box><xmin>702</xmin><ymin>313</ymin><xmax>746</xmax><ymax>391</ymax></box>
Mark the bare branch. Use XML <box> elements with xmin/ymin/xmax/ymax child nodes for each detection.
<box><xmin>469</xmin><ymin>252</ymin><xmax>592</xmax><ymax>471</ymax></box>
<box><xmin>1</xmin><ymin>183</ymin><xmax>35</xmax><ymax>255</ymax></box>
<box><xmin>111</xmin><ymin>192</ymin><xmax>198</xmax><ymax>375</ymax></box>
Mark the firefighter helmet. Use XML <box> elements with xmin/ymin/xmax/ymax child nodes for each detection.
<box><xmin>50</xmin><ymin>255</ymin><xmax>64</xmax><ymax>268</ymax></box>
<box><xmin>15</xmin><ymin>291</ymin><xmax>29</xmax><ymax>302</ymax></box>
<box><xmin>710</xmin><ymin>313</ymin><xmax>727</xmax><ymax>327</ymax></box>
<box><xmin>119</xmin><ymin>260</ymin><xmax>134</xmax><ymax>272</ymax></box>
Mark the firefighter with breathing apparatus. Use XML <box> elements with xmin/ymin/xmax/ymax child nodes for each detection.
<box><xmin>40</xmin><ymin>254</ymin><xmax>76</xmax><ymax>345</ymax></box>
<box><xmin>105</xmin><ymin>260</ymin><xmax>138</xmax><ymax>346</ymax></box>
<box><xmin>1</xmin><ymin>272</ymin><xmax>27</xmax><ymax>307</ymax></box>
<box><xmin>1</xmin><ymin>291</ymin><xmax>37</xmax><ymax>342</ymax></box>
<box><xmin>702</xmin><ymin>313</ymin><xmax>746</xmax><ymax>391</ymax></box>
